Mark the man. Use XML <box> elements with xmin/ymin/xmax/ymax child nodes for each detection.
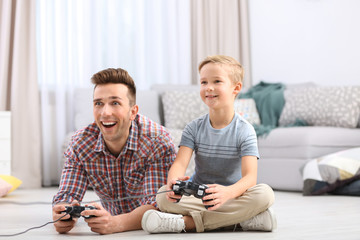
<box><xmin>52</xmin><ymin>68</ymin><xmax>176</xmax><ymax>234</ymax></box>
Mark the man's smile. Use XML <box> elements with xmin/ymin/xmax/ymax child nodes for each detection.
<box><xmin>101</xmin><ymin>121</ymin><xmax>117</xmax><ymax>128</ymax></box>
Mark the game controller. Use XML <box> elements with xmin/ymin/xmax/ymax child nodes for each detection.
<box><xmin>61</xmin><ymin>206</ymin><xmax>96</xmax><ymax>220</ymax></box>
<box><xmin>172</xmin><ymin>180</ymin><xmax>214</xmax><ymax>209</ymax></box>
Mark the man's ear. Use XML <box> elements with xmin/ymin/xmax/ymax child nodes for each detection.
<box><xmin>130</xmin><ymin>104</ymin><xmax>139</xmax><ymax>120</ymax></box>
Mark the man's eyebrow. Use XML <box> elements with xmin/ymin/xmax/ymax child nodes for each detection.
<box><xmin>93</xmin><ymin>96</ymin><xmax>123</xmax><ymax>102</ymax></box>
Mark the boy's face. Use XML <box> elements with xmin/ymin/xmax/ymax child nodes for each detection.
<box><xmin>199</xmin><ymin>63</ymin><xmax>241</xmax><ymax>110</ymax></box>
<box><xmin>93</xmin><ymin>83</ymin><xmax>138</xmax><ymax>145</ymax></box>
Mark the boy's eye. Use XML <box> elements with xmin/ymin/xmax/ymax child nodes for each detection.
<box><xmin>201</xmin><ymin>81</ymin><xmax>207</xmax><ymax>85</ymax></box>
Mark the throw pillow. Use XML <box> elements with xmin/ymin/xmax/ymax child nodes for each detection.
<box><xmin>279</xmin><ymin>86</ymin><xmax>360</xmax><ymax>128</ymax></box>
<box><xmin>301</xmin><ymin>147</ymin><xmax>360</xmax><ymax>196</ymax></box>
<box><xmin>0</xmin><ymin>175</ymin><xmax>22</xmax><ymax>196</ymax></box>
<box><xmin>162</xmin><ymin>91</ymin><xmax>262</xmax><ymax>129</ymax></box>
<box><xmin>0</xmin><ymin>178</ymin><xmax>12</xmax><ymax>197</ymax></box>
<box><xmin>234</xmin><ymin>98</ymin><xmax>261</xmax><ymax>125</ymax></box>
<box><xmin>162</xmin><ymin>91</ymin><xmax>208</xmax><ymax>129</ymax></box>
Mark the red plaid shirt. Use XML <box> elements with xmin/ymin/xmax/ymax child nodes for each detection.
<box><xmin>53</xmin><ymin>114</ymin><xmax>175</xmax><ymax>215</ymax></box>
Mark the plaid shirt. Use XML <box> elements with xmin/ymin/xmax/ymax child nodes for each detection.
<box><xmin>53</xmin><ymin>114</ymin><xmax>175</xmax><ymax>215</ymax></box>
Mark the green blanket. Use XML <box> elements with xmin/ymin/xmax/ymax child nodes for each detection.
<box><xmin>239</xmin><ymin>81</ymin><xmax>285</xmax><ymax>137</ymax></box>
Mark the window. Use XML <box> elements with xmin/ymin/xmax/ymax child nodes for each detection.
<box><xmin>36</xmin><ymin>0</ymin><xmax>192</xmax><ymax>185</ymax></box>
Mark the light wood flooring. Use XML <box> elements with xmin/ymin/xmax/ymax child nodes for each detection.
<box><xmin>0</xmin><ymin>187</ymin><xmax>359</xmax><ymax>240</ymax></box>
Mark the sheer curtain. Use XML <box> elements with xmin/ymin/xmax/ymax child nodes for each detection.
<box><xmin>0</xmin><ymin>0</ymin><xmax>41</xmax><ymax>188</ymax></box>
<box><xmin>36</xmin><ymin>0</ymin><xmax>192</xmax><ymax>186</ymax></box>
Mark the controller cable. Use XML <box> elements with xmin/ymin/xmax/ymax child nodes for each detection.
<box><xmin>0</xmin><ymin>189</ymin><xmax>173</xmax><ymax>237</ymax></box>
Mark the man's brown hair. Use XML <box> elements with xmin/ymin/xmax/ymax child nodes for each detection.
<box><xmin>91</xmin><ymin>68</ymin><xmax>136</xmax><ymax>106</ymax></box>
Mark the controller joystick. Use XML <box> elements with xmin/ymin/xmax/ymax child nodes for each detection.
<box><xmin>61</xmin><ymin>206</ymin><xmax>96</xmax><ymax>220</ymax></box>
<box><xmin>172</xmin><ymin>180</ymin><xmax>214</xmax><ymax>209</ymax></box>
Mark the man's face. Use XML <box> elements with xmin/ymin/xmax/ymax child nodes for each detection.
<box><xmin>93</xmin><ymin>83</ymin><xmax>137</xmax><ymax>145</ymax></box>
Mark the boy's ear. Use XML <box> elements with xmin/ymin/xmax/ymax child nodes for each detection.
<box><xmin>233</xmin><ymin>82</ymin><xmax>242</xmax><ymax>95</ymax></box>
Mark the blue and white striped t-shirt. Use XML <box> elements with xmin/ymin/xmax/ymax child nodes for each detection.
<box><xmin>180</xmin><ymin>113</ymin><xmax>259</xmax><ymax>186</ymax></box>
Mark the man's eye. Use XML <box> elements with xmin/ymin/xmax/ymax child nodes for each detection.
<box><xmin>112</xmin><ymin>102</ymin><xmax>120</xmax><ymax>105</ymax></box>
<box><xmin>94</xmin><ymin>102</ymin><xmax>102</xmax><ymax>106</ymax></box>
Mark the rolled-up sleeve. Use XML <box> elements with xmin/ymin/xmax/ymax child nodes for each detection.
<box><xmin>52</xmin><ymin>143</ymin><xmax>88</xmax><ymax>205</ymax></box>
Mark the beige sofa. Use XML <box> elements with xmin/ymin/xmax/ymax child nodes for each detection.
<box><xmin>64</xmin><ymin>84</ymin><xmax>360</xmax><ymax>192</ymax></box>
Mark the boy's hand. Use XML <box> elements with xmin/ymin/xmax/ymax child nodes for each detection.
<box><xmin>202</xmin><ymin>184</ymin><xmax>234</xmax><ymax>210</ymax></box>
<box><xmin>166</xmin><ymin>176</ymin><xmax>190</xmax><ymax>202</ymax></box>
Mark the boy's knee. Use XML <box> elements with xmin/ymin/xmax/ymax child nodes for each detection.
<box><xmin>256</xmin><ymin>183</ymin><xmax>275</xmax><ymax>207</ymax></box>
<box><xmin>246</xmin><ymin>183</ymin><xmax>275</xmax><ymax>209</ymax></box>
<box><xmin>156</xmin><ymin>185</ymin><xmax>168</xmax><ymax>211</ymax></box>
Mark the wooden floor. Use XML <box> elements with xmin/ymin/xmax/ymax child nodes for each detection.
<box><xmin>0</xmin><ymin>187</ymin><xmax>359</xmax><ymax>240</ymax></box>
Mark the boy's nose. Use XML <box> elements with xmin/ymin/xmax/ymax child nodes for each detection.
<box><xmin>206</xmin><ymin>84</ymin><xmax>214</xmax><ymax>91</ymax></box>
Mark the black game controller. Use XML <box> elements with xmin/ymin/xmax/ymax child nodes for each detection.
<box><xmin>61</xmin><ymin>206</ymin><xmax>96</xmax><ymax>220</ymax></box>
<box><xmin>172</xmin><ymin>180</ymin><xmax>214</xmax><ymax>209</ymax></box>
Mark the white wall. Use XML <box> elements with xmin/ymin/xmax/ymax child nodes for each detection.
<box><xmin>249</xmin><ymin>0</ymin><xmax>360</xmax><ymax>86</ymax></box>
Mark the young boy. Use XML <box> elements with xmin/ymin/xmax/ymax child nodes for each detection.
<box><xmin>141</xmin><ymin>55</ymin><xmax>276</xmax><ymax>233</ymax></box>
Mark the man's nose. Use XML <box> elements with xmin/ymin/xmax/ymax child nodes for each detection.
<box><xmin>101</xmin><ymin>104</ymin><xmax>112</xmax><ymax>115</ymax></box>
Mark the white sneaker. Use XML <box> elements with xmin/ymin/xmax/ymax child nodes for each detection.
<box><xmin>240</xmin><ymin>207</ymin><xmax>277</xmax><ymax>232</ymax></box>
<box><xmin>141</xmin><ymin>210</ymin><xmax>185</xmax><ymax>233</ymax></box>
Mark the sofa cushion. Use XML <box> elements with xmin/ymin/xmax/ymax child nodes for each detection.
<box><xmin>167</xmin><ymin>128</ymin><xmax>195</xmax><ymax>177</ymax></box>
<box><xmin>73</xmin><ymin>88</ymin><xmax>162</xmax><ymax>130</ymax></box>
<box><xmin>234</xmin><ymin>98</ymin><xmax>261</xmax><ymax>125</ymax></box>
<box><xmin>162</xmin><ymin>91</ymin><xmax>208</xmax><ymax>129</ymax></box>
<box><xmin>162</xmin><ymin>90</ymin><xmax>262</xmax><ymax>129</ymax></box>
<box><xmin>257</xmin><ymin>157</ymin><xmax>305</xmax><ymax>191</ymax></box>
<box><xmin>279</xmin><ymin>86</ymin><xmax>360</xmax><ymax>128</ymax></box>
<box><xmin>257</xmin><ymin>126</ymin><xmax>360</xmax><ymax>159</ymax></box>
<box><xmin>136</xmin><ymin>90</ymin><xmax>162</xmax><ymax>124</ymax></box>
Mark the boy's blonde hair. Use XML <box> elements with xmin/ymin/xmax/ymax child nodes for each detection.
<box><xmin>198</xmin><ymin>55</ymin><xmax>244</xmax><ymax>84</ymax></box>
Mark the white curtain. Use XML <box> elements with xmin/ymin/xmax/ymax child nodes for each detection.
<box><xmin>190</xmin><ymin>0</ymin><xmax>252</xmax><ymax>89</ymax></box>
<box><xmin>1</xmin><ymin>0</ymin><xmax>251</xmax><ymax>187</ymax></box>
<box><xmin>0</xmin><ymin>0</ymin><xmax>12</xmax><ymax>111</ymax></box>
<box><xmin>0</xmin><ymin>0</ymin><xmax>42</xmax><ymax>188</ymax></box>
<box><xmin>37</xmin><ymin>0</ymin><xmax>192</xmax><ymax>186</ymax></box>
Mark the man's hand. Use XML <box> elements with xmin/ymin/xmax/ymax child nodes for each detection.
<box><xmin>52</xmin><ymin>201</ymin><xmax>79</xmax><ymax>233</ymax></box>
<box><xmin>84</xmin><ymin>204</ymin><xmax>156</xmax><ymax>234</ymax></box>
<box><xmin>83</xmin><ymin>202</ymin><xmax>118</xmax><ymax>234</ymax></box>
